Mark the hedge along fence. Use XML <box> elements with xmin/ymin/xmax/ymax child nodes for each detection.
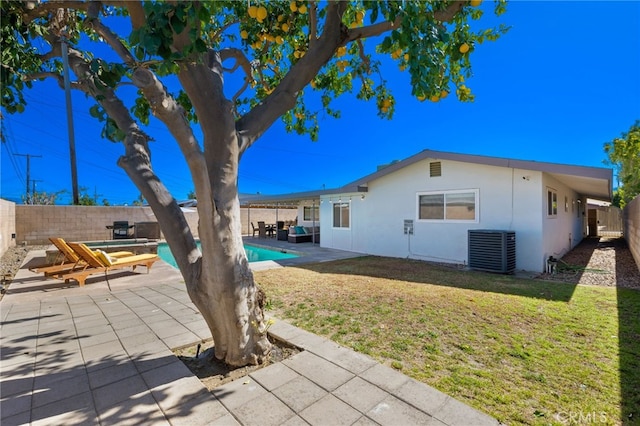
<box><xmin>15</xmin><ymin>205</ymin><xmax>297</xmax><ymax>245</ymax></box>
<box><xmin>623</xmin><ymin>195</ymin><xmax>640</xmax><ymax>272</ymax></box>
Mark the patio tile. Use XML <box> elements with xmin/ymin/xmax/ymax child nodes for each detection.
<box><xmin>148</xmin><ymin>319</ymin><xmax>192</xmax><ymax>339</ymax></box>
<box><xmin>280</xmin><ymin>328</ymin><xmax>330</xmax><ymax>350</ymax></box>
<box><xmin>76</xmin><ymin>330</ymin><xmax>119</xmax><ymax>349</ymax></box>
<box><xmin>0</xmin><ymin>410</ymin><xmax>31</xmax><ymax>426</ymax></box>
<box><xmin>299</xmin><ymin>394</ymin><xmax>362</xmax><ymax>426</ymax></box>
<box><xmin>71</xmin><ymin>315</ymin><xmax>109</xmax><ymax>331</ymax></box>
<box><xmin>130</xmin><ymin>348</ymin><xmax>177</xmax><ymax>373</ymax></box>
<box><xmin>309</xmin><ymin>340</ymin><xmax>377</xmax><ymax>374</ymax></box>
<box><xmin>119</xmin><ymin>331</ymin><xmax>162</xmax><ymax>351</ymax></box>
<box><xmin>163</xmin><ymin>392</ymin><xmax>231</xmax><ymax>426</ymax></box>
<box><xmin>140</xmin><ymin>359</ymin><xmax>193</xmax><ymax>389</ymax></box>
<box><xmin>32</xmin><ymin>372</ymin><xmax>91</xmax><ymax>408</ymax></box>
<box><xmin>280</xmin><ymin>415</ymin><xmax>309</xmax><ymax>426</ymax></box>
<box><xmin>366</xmin><ymin>395</ymin><xmax>437</xmax><ymax>426</ymax></box>
<box><xmin>30</xmin><ymin>391</ymin><xmax>99</xmax><ymax>426</ymax></box>
<box><xmin>230</xmin><ymin>392</ymin><xmax>296</xmax><ymax>426</ymax></box>
<box><xmin>359</xmin><ymin>363</ymin><xmax>411</xmax><ymax>393</ymax></box>
<box><xmin>88</xmin><ymin>360</ymin><xmax>139</xmax><ymax>389</ymax></box>
<box><xmin>1</xmin><ymin>371</ymin><xmax>34</xmax><ymax>398</ymax></box>
<box><xmin>213</xmin><ymin>375</ymin><xmax>269</xmax><ymax>410</ymax></box>
<box><xmin>394</xmin><ymin>377</ymin><xmax>450</xmax><ymax>415</ymax></box>
<box><xmin>108</xmin><ymin>314</ymin><xmax>145</xmax><ymax>329</ymax></box>
<box><xmin>113</xmin><ymin>323</ymin><xmax>152</xmax><ymax>339</ymax></box>
<box><xmin>124</xmin><ymin>340</ymin><xmax>169</xmax><ymax>358</ymax></box>
<box><xmin>92</xmin><ymin>374</ymin><xmax>150</xmax><ymax>412</ymax></box>
<box><xmin>0</xmin><ymin>393</ymin><xmax>31</xmax><ymax>420</ymax></box>
<box><xmin>333</xmin><ymin>376</ymin><xmax>390</xmax><ymax>413</ymax></box>
<box><xmin>81</xmin><ymin>341</ymin><xmax>127</xmax><ymax>364</ymax></box>
<box><xmin>249</xmin><ymin>361</ymin><xmax>299</xmax><ymax>391</ymax></box>
<box><xmin>351</xmin><ymin>416</ymin><xmax>380</xmax><ymax>426</ymax></box>
<box><xmin>74</xmin><ymin>323</ymin><xmax>114</xmax><ymax>338</ymax></box>
<box><xmin>33</xmin><ymin>361</ymin><xmax>86</xmax><ymax>389</ymax></box>
<box><xmin>283</xmin><ymin>351</ymin><xmax>354</xmax><ymax>392</ymax></box>
<box><xmin>271</xmin><ymin>375</ymin><xmax>328</xmax><ymax>412</ymax></box>
<box><xmin>97</xmin><ymin>390</ymin><xmax>168</xmax><ymax>426</ymax></box>
<box><xmin>147</xmin><ymin>375</ymin><xmax>209</xmax><ymax>413</ymax></box>
<box><xmin>432</xmin><ymin>395</ymin><xmax>500</xmax><ymax>426</ymax></box>
<box><xmin>161</xmin><ymin>331</ymin><xmax>200</xmax><ymax>350</ymax></box>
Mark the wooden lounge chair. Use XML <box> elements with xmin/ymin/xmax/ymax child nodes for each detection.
<box><xmin>52</xmin><ymin>242</ymin><xmax>160</xmax><ymax>287</ymax></box>
<box><xmin>30</xmin><ymin>238</ymin><xmax>133</xmax><ymax>276</ymax></box>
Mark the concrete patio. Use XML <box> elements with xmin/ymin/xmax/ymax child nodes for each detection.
<box><xmin>1</xmin><ymin>240</ymin><xmax>500</xmax><ymax>425</ymax></box>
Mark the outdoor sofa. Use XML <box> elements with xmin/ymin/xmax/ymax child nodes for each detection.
<box><xmin>288</xmin><ymin>226</ymin><xmax>320</xmax><ymax>243</ymax></box>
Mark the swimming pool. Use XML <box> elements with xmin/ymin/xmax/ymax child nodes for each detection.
<box><xmin>157</xmin><ymin>242</ymin><xmax>298</xmax><ymax>268</ymax></box>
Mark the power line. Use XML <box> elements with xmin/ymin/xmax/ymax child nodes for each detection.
<box><xmin>14</xmin><ymin>153</ymin><xmax>42</xmax><ymax>197</ymax></box>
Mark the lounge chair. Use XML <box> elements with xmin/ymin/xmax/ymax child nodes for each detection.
<box><xmin>30</xmin><ymin>237</ymin><xmax>133</xmax><ymax>276</ymax></box>
<box><xmin>51</xmin><ymin>242</ymin><xmax>159</xmax><ymax>287</ymax></box>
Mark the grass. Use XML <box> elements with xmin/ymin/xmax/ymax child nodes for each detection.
<box><xmin>255</xmin><ymin>256</ymin><xmax>640</xmax><ymax>426</ymax></box>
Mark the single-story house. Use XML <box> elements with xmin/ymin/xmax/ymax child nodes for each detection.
<box><xmin>245</xmin><ymin>149</ymin><xmax>612</xmax><ymax>273</ymax></box>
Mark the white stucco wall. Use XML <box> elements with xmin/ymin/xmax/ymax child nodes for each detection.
<box><xmin>319</xmin><ymin>157</ymin><xmax>570</xmax><ymax>272</ymax></box>
<box><xmin>541</xmin><ymin>174</ymin><xmax>586</xmax><ymax>268</ymax></box>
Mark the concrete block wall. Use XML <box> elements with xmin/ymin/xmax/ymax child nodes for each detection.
<box><xmin>0</xmin><ymin>199</ymin><xmax>16</xmax><ymax>256</ymax></box>
<box><xmin>623</xmin><ymin>195</ymin><xmax>640</xmax><ymax>272</ymax></box>
<box><xmin>16</xmin><ymin>205</ymin><xmax>160</xmax><ymax>244</ymax></box>
<box><xmin>15</xmin><ymin>205</ymin><xmax>297</xmax><ymax>245</ymax></box>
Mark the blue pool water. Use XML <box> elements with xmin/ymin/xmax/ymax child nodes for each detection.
<box><xmin>157</xmin><ymin>242</ymin><xmax>298</xmax><ymax>268</ymax></box>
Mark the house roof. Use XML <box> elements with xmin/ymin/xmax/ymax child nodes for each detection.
<box><xmin>245</xmin><ymin>149</ymin><xmax>613</xmax><ymax>204</ymax></box>
<box><xmin>344</xmin><ymin>149</ymin><xmax>612</xmax><ymax>201</ymax></box>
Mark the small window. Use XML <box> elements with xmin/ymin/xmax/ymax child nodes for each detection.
<box><xmin>303</xmin><ymin>206</ymin><xmax>319</xmax><ymax>221</ymax></box>
<box><xmin>564</xmin><ymin>196</ymin><xmax>568</xmax><ymax>212</ymax></box>
<box><xmin>332</xmin><ymin>202</ymin><xmax>350</xmax><ymax>228</ymax></box>
<box><xmin>418</xmin><ymin>190</ymin><xmax>478</xmax><ymax>222</ymax></box>
<box><xmin>547</xmin><ymin>188</ymin><xmax>557</xmax><ymax>217</ymax></box>
<box><xmin>429</xmin><ymin>162</ymin><xmax>442</xmax><ymax>177</ymax></box>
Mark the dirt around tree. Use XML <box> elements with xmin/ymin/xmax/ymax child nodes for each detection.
<box><xmin>174</xmin><ymin>335</ymin><xmax>301</xmax><ymax>390</ymax></box>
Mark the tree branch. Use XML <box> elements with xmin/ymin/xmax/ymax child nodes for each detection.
<box><xmin>23</xmin><ymin>1</ymin><xmax>89</xmax><ymax>23</ymax></box>
<box><xmin>345</xmin><ymin>17</ymin><xmax>402</xmax><ymax>44</ymax></box>
<box><xmin>123</xmin><ymin>1</ymin><xmax>145</xmax><ymax>31</ymax></box>
<box><xmin>84</xmin><ymin>8</ymin><xmax>136</xmax><ymax>66</ymax></box>
<box><xmin>236</xmin><ymin>1</ymin><xmax>348</xmax><ymax>154</ymax></box>
<box><xmin>433</xmin><ymin>1</ymin><xmax>466</xmax><ymax>22</ymax></box>
<box><xmin>219</xmin><ymin>48</ymin><xmax>254</xmax><ymax>103</ymax></box>
<box><xmin>308</xmin><ymin>1</ymin><xmax>318</xmax><ymax>48</ymax></box>
<box><xmin>61</xmin><ymin>41</ymin><xmax>199</xmax><ymax>279</ymax></box>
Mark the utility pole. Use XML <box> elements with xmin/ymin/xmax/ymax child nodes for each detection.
<box><xmin>15</xmin><ymin>153</ymin><xmax>42</xmax><ymax>198</ymax></box>
<box><xmin>61</xmin><ymin>36</ymin><xmax>79</xmax><ymax>205</ymax></box>
<box><xmin>32</xmin><ymin>179</ymin><xmax>43</xmax><ymax>194</ymax></box>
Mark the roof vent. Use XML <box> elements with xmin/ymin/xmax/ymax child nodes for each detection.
<box><xmin>430</xmin><ymin>161</ymin><xmax>442</xmax><ymax>177</ymax></box>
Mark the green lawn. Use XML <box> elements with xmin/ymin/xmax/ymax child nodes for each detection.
<box><xmin>255</xmin><ymin>256</ymin><xmax>640</xmax><ymax>425</ymax></box>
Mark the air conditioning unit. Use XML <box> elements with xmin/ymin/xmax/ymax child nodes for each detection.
<box><xmin>468</xmin><ymin>230</ymin><xmax>516</xmax><ymax>274</ymax></box>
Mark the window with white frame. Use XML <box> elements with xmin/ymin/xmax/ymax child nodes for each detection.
<box><xmin>547</xmin><ymin>188</ymin><xmax>558</xmax><ymax>217</ymax></box>
<box><xmin>303</xmin><ymin>206</ymin><xmax>319</xmax><ymax>221</ymax></box>
<box><xmin>417</xmin><ymin>189</ymin><xmax>478</xmax><ymax>222</ymax></box>
<box><xmin>332</xmin><ymin>202</ymin><xmax>350</xmax><ymax>228</ymax></box>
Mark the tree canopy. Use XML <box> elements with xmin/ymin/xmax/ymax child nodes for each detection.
<box><xmin>1</xmin><ymin>0</ymin><xmax>508</xmax><ymax>367</ymax></box>
<box><xmin>2</xmin><ymin>1</ymin><xmax>507</xmax><ymax>142</ymax></box>
<box><xmin>605</xmin><ymin>120</ymin><xmax>640</xmax><ymax>207</ymax></box>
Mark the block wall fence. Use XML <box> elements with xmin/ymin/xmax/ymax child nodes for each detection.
<box><xmin>623</xmin><ymin>195</ymin><xmax>640</xmax><ymax>273</ymax></box>
<box><xmin>11</xmin><ymin>204</ymin><xmax>297</xmax><ymax>246</ymax></box>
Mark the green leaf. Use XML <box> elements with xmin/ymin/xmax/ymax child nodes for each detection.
<box><xmin>171</xmin><ymin>15</ymin><xmax>186</xmax><ymax>34</ymax></box>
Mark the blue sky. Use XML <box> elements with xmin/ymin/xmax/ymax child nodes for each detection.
<box><xmin>2</xmin><ymin>1</ymin><xmax>639</xmax><ymax>205</ymax></box>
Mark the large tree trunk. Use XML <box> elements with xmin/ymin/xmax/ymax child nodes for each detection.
<box><xmin>187</xmin><ymin>194</ymin><xmax>272</xmax><ymax>366</ymax></box>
